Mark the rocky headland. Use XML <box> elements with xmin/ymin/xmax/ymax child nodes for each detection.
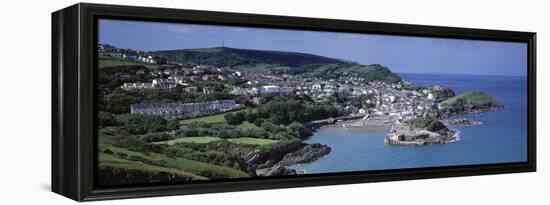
<box><xmin>225</xmin><ymin>140</ymin><xmax>331</xmax><ymax>176</ymax></box>
<box><xmin>381</xmin><ymin>90</ymin><xmax>502</xmax><ymax>146</ymax></box>
<box><xmin>385</xmin><ymin>118</ymin><xmax>456</xmax><ymax>146</ymax></box>
<box><xmin>440</xmin><ymin>90</ymin><xmax>503</xmax><ymax>115</ymax></box>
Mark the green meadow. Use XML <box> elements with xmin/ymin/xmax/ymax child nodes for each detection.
<box><xmin>99</xmin><ymin>58</ymin><xmax>160</xmax><ymax>69</ymax></box>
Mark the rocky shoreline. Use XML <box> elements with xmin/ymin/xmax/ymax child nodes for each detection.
<box><xmin>255</xmin><ymin>143</ymin><xmax>331</xmax><ymax>176</ymax></box>
<box><xmin>441</xmin><ymin>105</ymin><xmax>503</xmax><ymax>116</ymax></box>
<box><xmin>226</xmin><ymin>140</ymin><xmax>331</xmax><ymax>177</ymax></box>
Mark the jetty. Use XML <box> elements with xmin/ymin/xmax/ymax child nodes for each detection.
<box><xmin>305</xmin><ymin>114</ymin><xmax>366</xmax><ymax>130</ymax></box>
<box><xmin>342</xmin><ymin>114</ymin><xmax>398</xmax><ymax>131</ymax></box>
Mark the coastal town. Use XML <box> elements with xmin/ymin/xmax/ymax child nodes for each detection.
<box><xmin>99</xmin><ymin>44</ymin><xmax>500</xmax><ymax>147</ymax></box>
<box><xmin>97</xmin><ymin>43</ymin><xmax>503</xmax><ymax>185</ymax></box>
<box><xmin>101</xmin><ymin>45</ymin><xmax>447</xmax><ymax>117</ymax></box>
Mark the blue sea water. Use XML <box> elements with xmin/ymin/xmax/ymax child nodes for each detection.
<box><xmin>291</xmin><ymin>73</ymin><xmax>528</xmax><ymax>173</ymax></box>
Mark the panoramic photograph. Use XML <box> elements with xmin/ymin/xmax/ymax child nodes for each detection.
<box><xmin>96</xmin><ymin>19</ymin><xmax>528</xmax><ymax>186</ymax></box>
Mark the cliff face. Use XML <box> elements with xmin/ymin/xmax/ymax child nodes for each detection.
<box><xmin>229</xmin><ymin>141</ymin><xmax>304</xmax><ymax>168</ymax></box>
<box><xmin>227</xmin><ymin>141</ymin><xmax>331</xmax><ymax>176</ymax></box>
<box><xmin>425</xmin><ymin>120</ymin><xmax>449</xmax><ymax>134</ymax></box>
<box><xmin>277</xmin><ymin>143</ymin><xmax>331</xmax><ymax>166</ymax></box>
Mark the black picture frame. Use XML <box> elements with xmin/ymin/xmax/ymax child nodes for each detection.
<box><xmin>52</xmin><ymin>3</ymin><xmax>536</xmax><ymax>201</ymax></box>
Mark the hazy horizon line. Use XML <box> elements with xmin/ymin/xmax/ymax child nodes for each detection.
<box><xmin>398</xmin><ymin>72</ymin><xmax>527</xmax><ymax>78</ymax></box>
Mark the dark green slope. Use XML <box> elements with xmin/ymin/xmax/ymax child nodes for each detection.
<box><xmin>153</xmin><ymin>47</ymin><xmax>401</xmax><ymax>82</ymax></box>
<box><xmin>153</xmin><ymin>47</ymin><xmax>341</xmax><ymax>67</ymax></box>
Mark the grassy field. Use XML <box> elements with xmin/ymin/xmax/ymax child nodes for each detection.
<box><xmin>153</xmin><ymin>136</ymin><xmax>279</xmax><ymax>146</ymax></box>
<box><xmin>98</xmin><ymin>131</ymin><xmax>249</xmax><ymax>180</ymax></box>
<box><xmin>99</xmin><ymin>149</ymin><xmax>248</xmax><ymax>179</ymax></box>
<box><xmin>227</xmin><ymin>137</ymin><xmax>279</xmax><ymax>145</ymax></box>
<box><xmin>179</xmin><ymin>112</ymin><xmax>257</xmax><ymax>128</ymax></box>
<box><xmin>177</xmin><ymin>113</ymin><xmax>278</xmax><ymax>145</ymax></box>
<box><xmin>179</xmin><ymin>113</ymin><xmax>227</xmax><ymax>125</ymax></box>
<box><xmin>153</xmin><ymin>136</ymin><xmax>223</xmax><ymax>145</ymax></box>
<box><xmin>99</xmin><ymin>153</ymin><xmax>207</xmax><ymax>180</ymax></box>
<box><xmin>237</xmin><ymin>121</ymin><xmax>257</xmax><ymax>128</ymax></box>
<box><xmin>144</xmin><ymin>152</ymin><xmax>247</xmax><ymax>178</ymax></box>
<box><xmin>99</xmin><ymin>58</ymin><xmax>160</xmax><ymax>69</ymax></box>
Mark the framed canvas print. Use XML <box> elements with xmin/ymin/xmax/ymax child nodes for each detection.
<box><xmin>52</xmin><ymin>3</ymin><xmax>536</xmax><ymax>201</ymax></box>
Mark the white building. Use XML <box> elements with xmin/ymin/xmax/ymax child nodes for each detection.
<box><xmin>230</xmin><ymin>87</ymin><xmax>251</xmax><ymax>95</ymax></box>
<box><xmin>259</xmin><ymin>85</ymin><xmax>294</xmax><ymax>95</ymax></box>
<box><xmin>169</xmin><ymin>75</ymin><xmax>186</xmax><ymax>85</ymax></box>
<box><xmin>152</xmin><ymin>79</ymin><xmax>176</xmax><ymax>89</ymax></box>
<box><xmin>121</xmin><ymin>82</ymin><xmax>154</xmax><ymax>91</ymax></box>
<box><xmin>138</xmin><ymin>55</ymin><xmax>156</xmax><ymax>64</ymax></box>
<box><xmin>427</xmin><ymin>93</ymin><xmax>434</xmax><ymax>100</ymax></box>
<box><xmin>122</xmin><ymin>53</ymin><xmax>138</xmax><ymax>61</ymax></box>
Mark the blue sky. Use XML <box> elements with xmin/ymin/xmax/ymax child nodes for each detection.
<box><xmin>99</xmin><ymin>19</ymin><xmax>527</xmax><ymax>76</ymax></box>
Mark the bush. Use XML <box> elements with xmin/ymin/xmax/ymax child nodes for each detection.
<box><xmin>175</xmin><ymin>127</ymin><xmax>198</xmax><ymax>137</ymax></box>
<box><xmin>112</xmin><ymin>135</ymin><xmax>165</xmax><ymax>154</ymax></box>
<box><xmin>255</xmin><ymin>97</ymin><xmax>341</xmax><ymax>125</ymax></box>
<box><xmin>406</xmin><ymin>117</ymin><xmax>435</xmax><ymax>128</ymax></box>
<box><xmin>166</xmin><ymin>119</ymin><xmax>180</xmax><ymax>130</ymax></box>
<box><xmin>101</xmin><ymin>88</ymin><xmax>140</xmax><ymax>114</ymax></box>
<box><xmin>140</xmin><ymin>132</ymin><xmax>174</xmax><ymax>143</ymax></box>
<box><xmin>224</xmin><ymin>113</ymin><xmax>237</xmax><ymax>125</ymax></box>
<box><xmin>268</xmin><ymin>115</ymin><xmax>284</xmax><ymax>125</ymax></box>
<box><xmin>288</xmin><ymin>122</ymin><xmax>313</xmax><ymax>139</ymax></box>
<box><xmin>245</xmin><ymin>110</ymin><xmax>259</xmax><ymax>123</ymax></box>
<box><xmin>234</xmin><ymin>111</ymin><xmax>246</xmax><ymax>122</ymax></box>
<box><xmin>224</xmin><ymin>112</ymin><xmax>245</xmax><ymax>125</ymax></box>
<box><xmin>116</xmin><ymin>113</ymin><xmax>168</xmax><ymax>134</ymax></box>
<box><xmin>98</xmin><ymin>111</ymin><xmax>117</xmax><ymax>126</ymax></box>
<box><xmin>254</xmin><ymin>118</ymin><xmax>265</xmax><ymax>127</ymax></box>
<box><xmin>261</xmin><ymin>121</ymin><xmax>285</xmax><ymax>133</ymax></box>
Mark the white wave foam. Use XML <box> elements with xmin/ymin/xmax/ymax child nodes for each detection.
<box><xmin>449</xmin><ymin>129</ymin><xmax>461</xmax><ymax>143</ymax></box>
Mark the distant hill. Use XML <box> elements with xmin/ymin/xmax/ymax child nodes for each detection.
<box><xmin>152</xmin><ymin>47</ymin><xmax>401</xmax><ymax>82</ymax></box>
<box><xmin>153</xmin><ymin>47</ymin><xmax>341</xmax><ymax>67</ymax></box>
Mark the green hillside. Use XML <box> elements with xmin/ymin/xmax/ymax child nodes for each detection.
<box><xmin>98</xmin><ymin>128</ymin><xmax>250</xmax><ymax>186</ymax></box>
<box><xmin>153</xmin><ymin>47</ymin><xmax>341</xmax><ymax>67</ymax></box>
<box><xmin>98</xmin><ymin>58</ymin><xmax>160</xmax><ymax>69</ymax></box>
<box><xmin>440</xmin><ymin>90</ymin><xmax>501</xmax><ymax>108</ymax></box>
<box><xmin>152</xmin><ymin>47</ymin><xmax>401</xmax><ymax>82</ymax></box>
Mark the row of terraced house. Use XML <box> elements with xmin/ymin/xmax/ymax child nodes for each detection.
<box><xmin>130</xmin><ymin>100</ymin><xmax>238</xmax><ymax>119</ymax></box>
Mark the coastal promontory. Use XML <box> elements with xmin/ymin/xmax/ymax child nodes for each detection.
<box><xmin>385</xmin><ymin>117</ymin><xmax>457</xmax><ymax>146</ymax></box>
<box><xmin>439</xmin><ymin>90</ymin><xmax>503</xmax><ymax>114</ymax></box>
